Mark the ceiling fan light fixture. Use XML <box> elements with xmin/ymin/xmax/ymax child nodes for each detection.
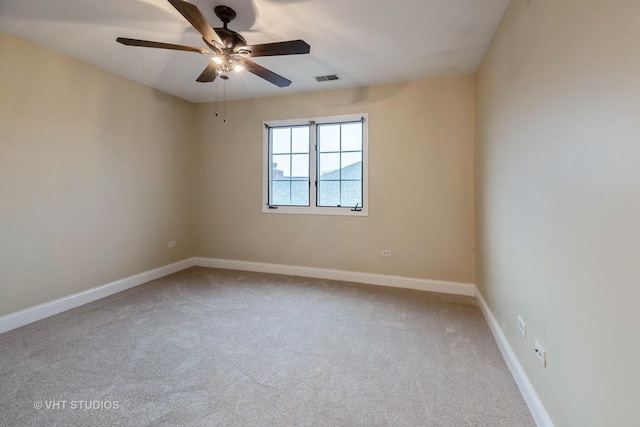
<box><xmin>212</xmin><ymin>56</ymin><xmax>222</xmax><ymax>64</ymax></box>
<box><xmin>234</xmin><ymin>64</ymin><xmax>244</xmax><ymax>72</ymax></box>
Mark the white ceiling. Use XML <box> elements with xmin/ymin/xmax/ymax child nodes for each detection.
<box><xmin>0</xmin><ymin>0</ymin><xmax>510</xmax><ymax>103</ymax></box>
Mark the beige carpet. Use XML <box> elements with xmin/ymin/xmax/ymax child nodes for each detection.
<box><xmin>0</xmin><ymin>267</ymin><xmax>534</xmax><ymax>426</ymax></box>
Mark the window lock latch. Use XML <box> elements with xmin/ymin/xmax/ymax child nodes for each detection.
<box><xmin>351</xmin><ymin>202</ymin><xmax>362</xmax><ymax>212</ymax></box>
<box><xmin>266</xmin><ymin>203</ymin><xmax>278</xmax><ymax>209</ymax></box>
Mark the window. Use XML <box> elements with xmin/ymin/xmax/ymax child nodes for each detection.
<box><xmin>263</xmin><ymin>113</ymin><xmax>368</xmax><ymax>216</ymax></box>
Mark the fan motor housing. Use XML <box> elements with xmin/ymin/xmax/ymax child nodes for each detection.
<box><xmin>215</xmin><ymin>28</ymin><xmax>247</xmax><ymax>51</ymax></box>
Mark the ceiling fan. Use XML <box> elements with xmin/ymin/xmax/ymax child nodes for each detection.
<box><xmin>116</xmin><ymin>0</ymin><xmax>310</xmax><ymax>87</ymax></box>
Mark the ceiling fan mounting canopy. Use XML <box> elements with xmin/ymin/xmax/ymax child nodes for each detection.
<box><xmin>214</xmin><ymin>5</ymin><xmax>236</xmax><ymax>26</ymax></box>
<box><xmin>115</xmin><ymin>1</ymin><xmax>310</xmax><ymax>87</ymax></box>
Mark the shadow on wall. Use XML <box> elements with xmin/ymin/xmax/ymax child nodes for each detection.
<box><xmin>296</xmin><ymin>82</ymin><xmax>410</xmax><ymax>110</ymax></box>
<box><xmin>152</xmin><ymin>86</ymin><xmax>188</xmax><ymax>104</ymax></box>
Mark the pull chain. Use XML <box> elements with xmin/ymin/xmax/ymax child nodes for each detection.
<box><xmin>215</xmin><ymin>84</ymin><xmax>218</xmax><ymax>117</ymax></box>
<box><xmin>223</xmin><ymin>79</ymin><xmax>226</xmax><ymax>123</ymax></box>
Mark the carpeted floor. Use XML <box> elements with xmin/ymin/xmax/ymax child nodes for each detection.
<box><xmin>0</xmin><ymin>267</ymin><xmax>534</xmax><ymax>426</ymax></box>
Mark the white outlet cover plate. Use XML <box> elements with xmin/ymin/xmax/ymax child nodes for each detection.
<box><xmin>518</xmin><ymin>316</ymin><xmax>527</xmax><ymax>338</ymax></box>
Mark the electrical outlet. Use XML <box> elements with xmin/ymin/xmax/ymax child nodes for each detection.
<box><xmin>534</xmin><ymin>340</ymin><xmax>546</xmax><ymax>367</ymax></box>
<box><xmin>381</xmin><ymin>250</ymin><xmax>392</xmax><ymax>257</ymax></box>
<box><xmin>168</xmin><ymin>241</ymin><xmax>177</xmax><ymax>248</ymax></box>
<box><xmin>518</xmin><ymin>316</ymin><xmax>527</xmax><ymax>338</ymax></box>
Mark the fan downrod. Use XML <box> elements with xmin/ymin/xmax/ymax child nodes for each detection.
<box><xmin>214</xmin><ymin>6</ymin><xmax>237</xmax><ymax>27</ymax></box>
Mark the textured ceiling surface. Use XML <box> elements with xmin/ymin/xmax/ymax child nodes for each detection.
<box><xmin>0</xmin><ymin>0</ymin><xmax>510</xmax><ymax>102</ymax></box>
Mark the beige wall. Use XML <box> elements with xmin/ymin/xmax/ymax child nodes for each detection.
<box><xmin>475</xmin><ymin>0</ymin><xmax>640</xmax><ymax>425</ymax></box>
<box><xmin>0</xmin><ymin>33</ymin><xmax>196</xmax><ymax>316</ymax></box>
<box><xmin>195</xmin><ymin>76</ymin><xmax>475</xmax><ymax>283</ymax></box>
<box><xmin>1</xmin><ymin>32</ymin><xmax>474</xmax><ymax>318</ymax></box>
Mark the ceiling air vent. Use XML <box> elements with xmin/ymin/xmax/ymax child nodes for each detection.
<box><xmin>315</xmin><ymin>74</ymin><xmax>340</xmax><ymax>82</ymax></box>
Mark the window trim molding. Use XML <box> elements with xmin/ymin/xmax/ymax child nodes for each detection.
<box><xmin>262</xmin><ymin>113</ymin><xmax>369</xmax><ymax>216</ymax></box>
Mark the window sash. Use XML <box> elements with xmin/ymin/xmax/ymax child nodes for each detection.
<box><xmin>316</xmin><ymin>121</ymin><xmax>363</xmax><ymax>208</ymax></box>
<box><xmin>263</xmin><ymin>114</ymin><xmax>368</xmax><ymax>216</ymax></box>
<box><xmin>268</xmin><ymin>125</ymin><xmax>311</xmax><ymax>207</ymax></box>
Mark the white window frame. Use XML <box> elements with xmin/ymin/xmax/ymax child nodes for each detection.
<box><xmin>262</xmin><ymin>113</ymin><xmax>369</xmax><ymax>216</ymax></box>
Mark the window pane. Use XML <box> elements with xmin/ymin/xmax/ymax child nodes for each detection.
<box><xmin>291</xmin><ymin>154</ymin><xmax>309</xmax><ymax>178</ymax></box>
<box><xmin>341</xmin><ymin>152</ymin><xmax>362</xmax><ymax>180</ymax></box>
<box><xmin>341</xmin><ymin>123</ymin><xmax>362</xmax><ymax>151</ymax></box>
<box><xmin>318</xmin><ymin>181</ymin><xmax>340</xmax><ymax>206</ymax></box>
<box><xmin>292</xmin><ymin>127</ymin><xmax>309</xmax><ymax>153</ymax></box>
<box><xmin>271</xmin><ymin>181</ymin><xmax>290</xmax><ymax>205</ymax></box>
<box><xmin>318</xmin><ymin>153</ymin><xmax>340</xmax><ymax>179</ymax></box>
<box><xmin>272</xmin><ymin>154</ymin><xmax>291</xmax><ymax>178</ymax></box>
<box><xmin>291</xmin><ymin>181</ymin><xmax>309</xmax><ymax>206</ymax></box>
<box><xmin>272</xmin><ymin>128</ymin><xmax>290</xmax><ymax>154</ymax></box>
<box><xmin>341</xmin><ymin>180</ymin><xmax>362</xmax><ymax>207</ymax></box>
<box><xmin>318</xmin><ymin>124</ymin><xmax>340</xmax><ymax>152</ymax></box>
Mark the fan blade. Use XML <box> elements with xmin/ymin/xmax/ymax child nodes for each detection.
<box><xmin>167</xmin><ymin>0</ymin><xmax>222</xmax><ymax>46</ymax></box>
<box><xmin>116</xmin><ymin>37</ymin><xmax>211</xmax><ymax>54</ymax></box>
<box><xmin>241</xmin><ymin>40</ymin><xmax>310</xmax><ymax>57</ymax></box>
<box><xmin>196</xmin><ymin>61</ymin><xmax>218</xmax><ymax>83</ymax></box>
<box><xmin>237</xmin><ymin>58</ymin><xmax>291</xmax><ymax>87</ymax></box>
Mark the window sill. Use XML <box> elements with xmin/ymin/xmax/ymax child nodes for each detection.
<box><xmin>261</xmin><ymin>206</ymin><xmax>368</xmax><ymax>216</ymax></box>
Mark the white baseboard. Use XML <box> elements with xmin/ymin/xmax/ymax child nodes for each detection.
<box><xmin>194</xmin><ymin>257</ymin><xmax>476</xmax><ymax>296</ymax></box>
<box><xmin>475</xmin><ymin>290</ymin><xmax>554</xmax><ymax>427</ymax></box>
<box><xmin>0</xmin><ymin>258</ymin><xmax>195</xmax><ymax>334</ymax></box>
<box><xmin>0</xmin><ymin>257</ymin><xmax>472</xmax><ymax>334</ymax></box>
